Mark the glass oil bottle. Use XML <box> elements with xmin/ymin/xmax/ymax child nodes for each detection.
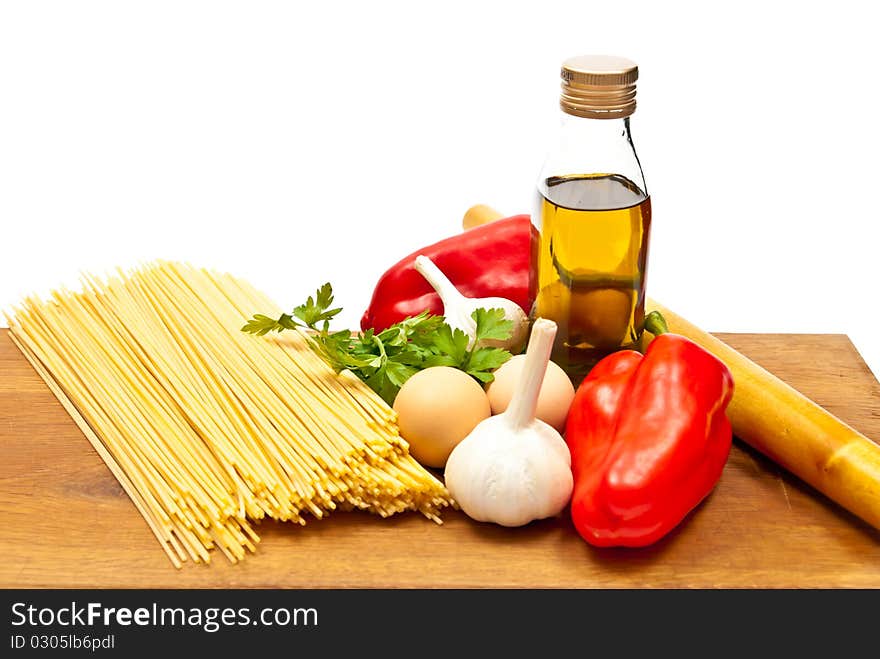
<box><xmin>533</xmin><ymin>55</ymin><xmax>651</xmax><ymax>383</ymax></box>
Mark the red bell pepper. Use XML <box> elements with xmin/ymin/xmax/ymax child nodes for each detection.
<box><xmin>565</xmin><ymin>311</ymin><xmax>734</xmax><ymax>548</ymax></box>
<box><xmin>360</xmin><ymin>215</ymin><xmax>537</xmax><ymax>332</ymax></box>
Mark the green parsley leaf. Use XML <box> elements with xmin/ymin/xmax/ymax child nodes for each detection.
<box><xmin>422</xmin><ymin>353</ymin><xmax>460</xmax><ymax>369</ymax></box>
<box><xmin>464</xmin><ymin>347</ymin><xmax>512</xmax><ymax>382</ymax></box>
<box><xmin>471</xmin><ymin>307</ymin><xmax>515</xmax><ymax>343</ymax></box>
<box><xmin>430</xmin><ymin>324</ymin><xmax>469</xmax><ymax>364</ymax></box>
<box><xmin>240</xmin><ymin>313</ymin><xmax>286</xmax><ymax>336</ymax></box>
<box><xmin>292</xmin><ymin>283</ymin><xmax>342</xmax><ymax>328</ymax></box>
<box><xmin>384</xmin><ymin>360</ymin><xmax>420</xmax><ymax>388</ymax></box>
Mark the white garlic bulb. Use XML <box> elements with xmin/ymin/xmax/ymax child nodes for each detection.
<box><xmin>444</xmin><ymin>318</ymin><xmax>573</xmax><ymax>527</ymax></box>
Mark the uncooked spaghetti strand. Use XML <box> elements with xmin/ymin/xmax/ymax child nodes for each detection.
<box><xmin>7</xmin><ymin>330</ymin><xmax>185</xmax><ymax>569</ymax></box>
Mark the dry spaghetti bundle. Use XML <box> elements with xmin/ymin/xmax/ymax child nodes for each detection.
<box><xmin>7</xmin><ymin>262</ymin><xmax>452</xmax><ymax>567</ymax></box>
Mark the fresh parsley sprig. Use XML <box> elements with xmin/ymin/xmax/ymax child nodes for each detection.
<box><xmin>241</xmin><ymin>283</ymin><xmax>515</xmax><ymax>404</ymax></box>
<box><xmin>422</xmin><ymin>308</ymin><xmax>515</xmax><ymax>382</ymax></box>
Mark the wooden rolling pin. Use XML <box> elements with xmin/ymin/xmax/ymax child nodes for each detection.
<box><xmin>646</xmin><ymin>301</ymin><xmax>880</xmax><ymax>529</ymax></box>
<box><xmin>463</xmin><ymin>203</ymin><xmax>880</xmax><ymax>530</ymax></box>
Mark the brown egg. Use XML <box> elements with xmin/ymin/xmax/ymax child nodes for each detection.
<box><xmin>393</xmin><ymin>366</ymin><xmax>491</xmax><ymax>468</ymax></box>
<box><xmin>485</xmin><ymin>355</ymin><xmax>575</xmax><ymax>432</ymax></box>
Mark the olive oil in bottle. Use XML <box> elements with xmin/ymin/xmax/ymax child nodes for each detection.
<box><xmin>535</xmin><ymin>174</ymin><xmax>650</xmax><ymax>379</ymax></box>
<box><xmin>534</xmin><ymin>56</ymin><xmax>651</xmax><ymax>382</ymax></box>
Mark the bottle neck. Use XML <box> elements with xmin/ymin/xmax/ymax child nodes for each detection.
<box><xmin>539</xmin><ymin>113</ymin><xmax>647</xmax><ymax>198</ymax></box>
<box><xmin>561</xmin><ymin>112</ymin><xmax>633</xmax><ymax>141</ymax></box>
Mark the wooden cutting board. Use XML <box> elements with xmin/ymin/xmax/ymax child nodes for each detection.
<box><xmin>1</xmin><ymin>328</ymin><xmax>879</xmax><ymax>588</ymax></box>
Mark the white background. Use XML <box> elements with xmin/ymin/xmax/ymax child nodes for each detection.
<box><xmin>2</xmin><ymin>1</ymin><xmax>879</xmax><ymax>378</ymax></box>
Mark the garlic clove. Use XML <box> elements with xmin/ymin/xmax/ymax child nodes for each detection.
<box><xmin>413</xmin><ymin>255</ymin><xmax>529</xmax><ymax>353</ymax></box>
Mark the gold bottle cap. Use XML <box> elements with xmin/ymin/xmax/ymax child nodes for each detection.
<box><xmin>560</xmin><ymin>55</ymin><xmax>638</xmax><ymax>119</ymax></box>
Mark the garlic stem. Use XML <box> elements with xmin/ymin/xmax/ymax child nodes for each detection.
<box><xmin>413</xmin><ymin>255</ymin><xmax>464</xmax><ymax>308</ymax></box>
<box><xmin>506</xmin><ymin>318</ymin><xmax>557</xmax><ymax>431</ymax></box>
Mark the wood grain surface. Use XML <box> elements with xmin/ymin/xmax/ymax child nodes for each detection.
<box><xmin>1</xmin><ymin>328</ymin><xmax>879</xmax><ymax>588</ymax></box>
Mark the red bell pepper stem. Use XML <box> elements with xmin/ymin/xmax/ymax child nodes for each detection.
<box><xmin>643</xmin><ymin>310</ymin><xmax>669</xmax><ymax>336</ymax></box>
